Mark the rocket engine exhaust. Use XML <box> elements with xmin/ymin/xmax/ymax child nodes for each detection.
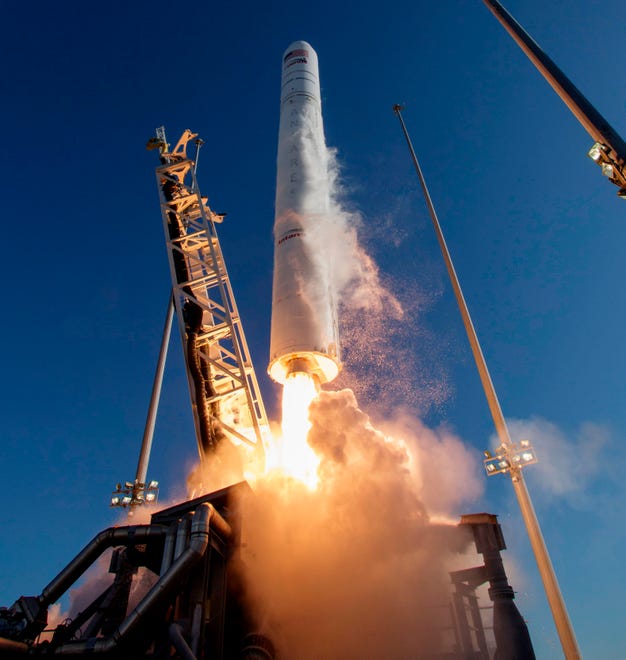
<box><xmin>268</xmin><ymin>41</ymin><xmax>341</xmax><ymax>386</ymax></box>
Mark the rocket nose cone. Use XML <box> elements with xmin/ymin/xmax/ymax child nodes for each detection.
<box><xmin>286</xmin><ymin>39</ymin><xmax>313</xmax><ymax>50</ymax></box>
<box><xmin>283</xmin><ymin>40</ymin><xmax>316</xmax><ymax>60</ymax></box>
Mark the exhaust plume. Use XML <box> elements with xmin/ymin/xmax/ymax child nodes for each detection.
<box><xmin>236</xmin><ymin>389</ymin><xmax>482</xmax><ymax>659</ymax></box>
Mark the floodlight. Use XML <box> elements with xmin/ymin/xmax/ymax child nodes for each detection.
<box><xmin>146</xmin><ymin>493</ymin><xmax>156</xmax><ymax>502</ymax></box>
<box><xmin>601</xmin><ymin>163</ymin><xmax>614</xmax><ymax>178</ymax></box>
<box><xmin>587</xmin><ymin>142</ymin><xmax>604</xmax><ymax>162</ymax></box>
<box><xmin>111</xmin><ymin>496</ymin><xmax>120</xmax><ymax>506</ymax></box>
<box><xmin>148</xmin><ymin>480</ymin><xmax>159</xmax><ymax>489</ymax></box>
<box><xmin>122</xmin><ymin>496</ymin><xmax>132</xmax><ymax>505</ymax></box>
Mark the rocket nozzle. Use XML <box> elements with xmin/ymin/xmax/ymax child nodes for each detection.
<box><xmin>268</xmin><ymin>350</ymin><xmax>339</xmax><ymax>386</ymax></box>
<box><xmin>285</xmin><ymin>356</ymin><xmax>316</xmax><ymax>378</ymax></box>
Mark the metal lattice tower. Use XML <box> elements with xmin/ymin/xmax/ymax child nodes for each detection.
<box><xmin>153</xmin><ymin>128</ymin><xmax>268</xmax><ymax>468</ymax></box>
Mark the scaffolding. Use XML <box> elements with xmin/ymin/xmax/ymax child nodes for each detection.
<box><xmin>154</xmin><ymin>128</ymin><xmax>268</xmax><ymax>466</ymax></box>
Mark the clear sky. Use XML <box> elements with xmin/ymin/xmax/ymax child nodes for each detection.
<box><xmin>2</xmin><ymin>0</ymin><xmax>625</xmax><ymax>657</ymax></box>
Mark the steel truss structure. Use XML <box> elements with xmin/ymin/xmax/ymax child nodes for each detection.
<box><xmin>154</xmin><ymin>129</ymin><xmax>268</xmax><ymax>465</ymax></box>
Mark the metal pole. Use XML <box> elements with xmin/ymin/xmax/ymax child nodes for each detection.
<box><xmin>482</xmin><ymin>0</ymin><xmax>626</xmax><ymax>163</ymax></box>
<box><xmin>393</xmin><ymin>105</ymin><xmax>581</xmax><ymax>659</ymax></box>
<box><xmin>193</xmin><ymin>138</ymin><xmax>204</xmax><ymax>178</ymax></box>
<box><xmin>134</xmin><ymin>294</ymin><xmax>175</xmax><ymax>487</ymax></box>
<box><xmin>481</xmin><ymin>0</ymin><xmax>625</xmax><ymax>197</ymax></box>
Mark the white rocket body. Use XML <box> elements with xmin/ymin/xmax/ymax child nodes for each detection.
<box><xmin>268</xmin><ymin>41</ymin><xmax>340</xmax><ymax>385</ymax></box>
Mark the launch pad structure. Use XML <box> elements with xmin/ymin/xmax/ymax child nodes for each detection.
<box><xmin>154</xmin><ymin>128</ymin><xmax>269</xmax><ymax>462</ymax></box>
<box><xmin>112</xmin><ymin>128</ymin><xmax>271</xmax><ymax>509</ymax></box>
<box><xmin>1</xmin><ymin>0</ymin><xmax>619</xmax><ymax>653</ymax></box>
<box><xmin>0</xmin><ymin>481</ymin><xmax>534</xmax><ymax>659</ymax></box>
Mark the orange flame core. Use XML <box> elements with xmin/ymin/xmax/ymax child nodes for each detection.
<box><xmin>265</xmin><ymin>372</ymin><xmax>320</xmax><ymax>488</ymax></box>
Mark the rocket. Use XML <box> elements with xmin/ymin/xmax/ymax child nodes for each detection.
<box><xmin>268</xmin><ymin>41</ymin><xmax>341</xmax><ymax>385</ymax></box>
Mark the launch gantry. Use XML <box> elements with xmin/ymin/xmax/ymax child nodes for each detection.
<box><xmin>113</xmin><ymin>129</ymin><xmax>269</xmax><ymax>508</ymax></box>
<box><xmin>153</xmin><ymin>128</ymin><xmax>269</xmax><ymax>467</ymax></box>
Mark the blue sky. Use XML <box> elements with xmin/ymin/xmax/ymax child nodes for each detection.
<box><xmin>1</xmin><ymin>1</ymin><xmax>625</xmax><ymax>657</ymax></box>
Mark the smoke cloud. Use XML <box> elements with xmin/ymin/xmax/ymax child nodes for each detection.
<box><xmin>186</xmin><ymin>434</ymin><xmax>251</xmax><ymax>499</ymax></box>
<box><xmin>375</xmin><ymin>408</ymin><xmax>484</xmax><ymax>517</ymax></box>
<box><xmin>236</xmin><ymin>389</ymin><xmax>482</xmax><ymax>659</ymax></box>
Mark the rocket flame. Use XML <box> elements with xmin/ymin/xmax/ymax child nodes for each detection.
<box><xmin>265</xmin><ymin>372</ymin><xmax>320</xmax><ymax>488</ymax></box>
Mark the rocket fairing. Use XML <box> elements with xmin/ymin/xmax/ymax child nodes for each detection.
<box><xmin>268</xmin><ymin>41</ymin><xmax>341</xmax><ymax>385</ymax></box>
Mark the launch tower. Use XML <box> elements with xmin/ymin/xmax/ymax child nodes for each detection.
<box><xmin>154</xmin><ymin>129</ymin><xmax>269</xmax><ymax>466</ymax></box>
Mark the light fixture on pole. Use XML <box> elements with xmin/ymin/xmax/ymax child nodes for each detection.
<box><xmin>111</xmin><ymin>479</ymin><xmax>159</xmax><ymax>509</ymax></box>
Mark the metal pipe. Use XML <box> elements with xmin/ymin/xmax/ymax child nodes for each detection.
<box><xmin>0</xmin><ymin>637</ymin><xmax>29</xmax><ymax>655</ymax></box>
<box><xmin>68</xmin><ymin>584</ymin><xmax>114</xmax><ymax>640</ymax></box>
<box><xmin>169</xmin><ymin>622</ymin><xmax>197</xmax><ymax>660</ymax></box>
<box><xmin>511</xmin><ymin>473</ymin><xmax>579</xmax><ymax>658</ymax></box>
<box><xmin>190</xmin><ymin>602</ymin><xmax>203</xmax><ymax>657</ymax></box>
<box><xmin>52</xmin><ymin>503</ymin><xmax>214</xmax><ymax>655</ymax></box>
<box><xmin>482</xmin><ymin>0</ymin><xmax>626</xmax><ymax>163</ymax></box>
<box><xmin>40</xmin><ymin>525</ymin><xmax>167</xmax><ymax>607</ymax></box>
<box><xmin>394</xmin><ymin>105</ymin><xmax>581</xmax><ymax>660</ymax></box>
<box><xmin>135</xmin><ymin>294</ymin><xmax>175</xmax><ymax>489</ymax></box>
<box><xmin>174</xmin><ymin>513</ymin><xmax>192</xmax><ymax>560</ymax></box>
<box><xmin>193</xmin><ymin>139</ymin><xmax>204</xmax><ymax>179</ymax></box>
<box><xmin>460</xmin><ymin>514</ymin><xmax>535</xmax><ymax>657</ymax></box>
<box><xmin>159</xmin><ymin>523</ymin><xmax>178</xmax><ymax>575</ymax></box>
<box><xmin>203</xmin><ymin>503</ymin><xmax>232</xmax><ymax>540</ymax></box>
<box><xmin>114</xmin><ymin>505</ymin><xmax>211</xmax><ymax>643</ymax></box>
